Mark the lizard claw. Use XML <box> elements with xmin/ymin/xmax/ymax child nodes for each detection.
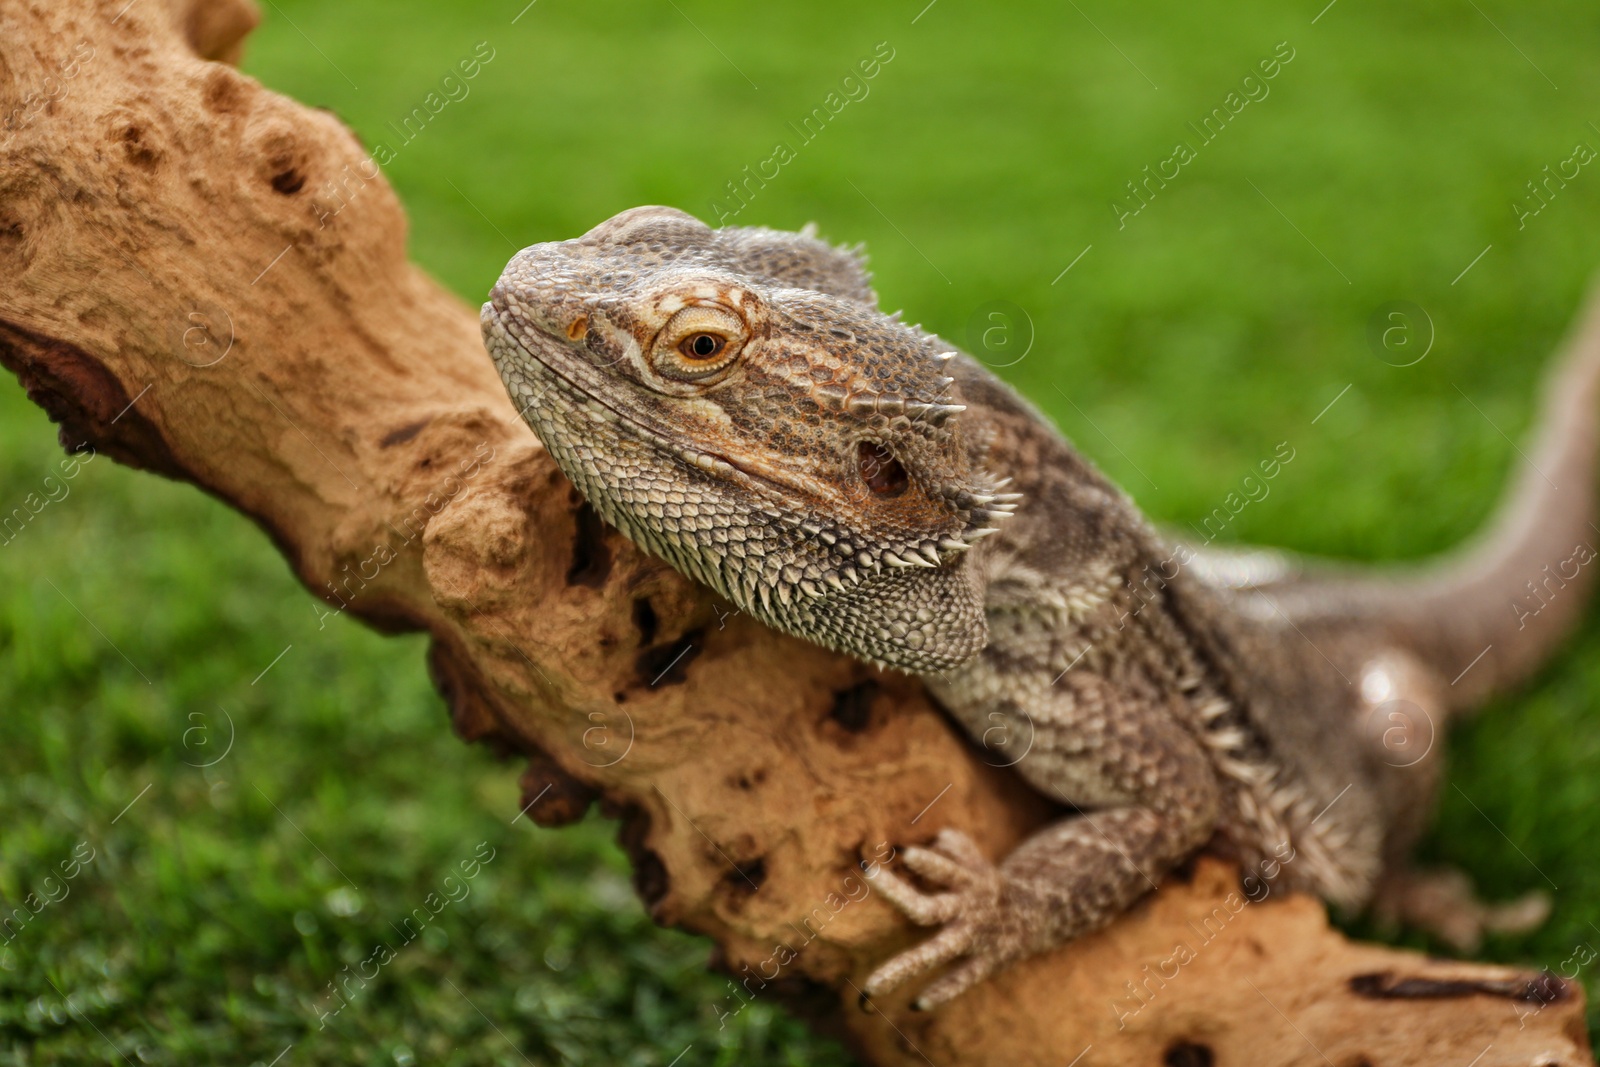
<box><xmin>863</xmin><ymin>828</ymin><xmax>1016</xmax><ymax>1008</ymax></box>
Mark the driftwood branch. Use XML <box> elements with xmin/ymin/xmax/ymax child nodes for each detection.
<box><xmin>0</xmin><ymin>1</ymin><xmax>1590</xmax><ymax>1063</ymax></box>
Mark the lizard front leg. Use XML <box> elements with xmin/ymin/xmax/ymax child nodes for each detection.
<box><xmin>864</xmin><ymin>671</ymin><xmax>1223</xmax><ymax>1008</ymax></box>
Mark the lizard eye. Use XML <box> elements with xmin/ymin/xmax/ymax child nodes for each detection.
<box><xmin>651</xmin><ymin>305</ymin><xmax>747</xmax><ymax>383</ymax></box>
<box><xmin>681</xmin><ymin>333</ymin><xmax>725</xmax><ymax>360</ymax></box>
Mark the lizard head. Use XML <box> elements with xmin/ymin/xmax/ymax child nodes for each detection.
<box><xmin>482</xmin><ymin>206</ymin><xmax>1018</xmax><ymax>673</ymax></box>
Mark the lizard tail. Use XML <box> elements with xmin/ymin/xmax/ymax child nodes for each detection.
<box><xmin>1276</xmin><ymin>278</ymin><xmax>1600</xmax><ymax>712</ymax></box>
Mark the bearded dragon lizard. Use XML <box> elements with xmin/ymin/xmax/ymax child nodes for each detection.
<box><xmin>481</xmin><ymin>206</ymin><xmax>1599</xmax><ymax>1008</ymax></box>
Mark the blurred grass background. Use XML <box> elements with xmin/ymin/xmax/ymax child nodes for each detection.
<box><xmin>5</xmin><ymin>0</ymin><xmax>1600</xmax><ymax>1062</ymax></box>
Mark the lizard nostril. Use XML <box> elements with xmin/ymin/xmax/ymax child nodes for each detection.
<box><xmin>567</xmin><ymin>315</ymin><xmax>589</xmax><ymax>341</ymax></box>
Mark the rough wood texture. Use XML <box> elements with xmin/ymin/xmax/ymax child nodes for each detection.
<box><xmin>0</xmin><ymin>2</ymin><xmax>1590</xmax><ymax>1064</ymax></box>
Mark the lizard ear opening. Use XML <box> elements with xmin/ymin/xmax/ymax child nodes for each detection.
<box><xmin>858</xmin><ymin>441</ymin><xmax>909</xmax><ymax>497</ymax></box>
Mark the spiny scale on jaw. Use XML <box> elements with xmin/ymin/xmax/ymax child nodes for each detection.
<box><xmin>482</xmin><ymin>205</ymin><xmax>1018</xmax><ymax>672</ymax></box>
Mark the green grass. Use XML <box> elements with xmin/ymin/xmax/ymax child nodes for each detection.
<box><xmin>6</xmin><ymin>0</ymin><xmax>1600</xmax><ymax>1061</ymax></box>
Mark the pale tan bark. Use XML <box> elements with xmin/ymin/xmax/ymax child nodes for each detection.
<box><xmin>0</xmin><ymin>2</ymin><xmax>1589</xmax><ymax>1063</ymax></box>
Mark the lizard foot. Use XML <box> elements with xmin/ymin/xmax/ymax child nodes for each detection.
<box><xmin>1372</xmin><ymin>866</ymin><xmax>1551</xmax><ymax>953</ymax></box>
<box><xmin>863</xmin><ymin>828</ymin><xmax>1032</xmax><ymax>1009</ymax></box>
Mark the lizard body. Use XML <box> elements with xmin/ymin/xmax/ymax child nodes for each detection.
<box><xmin>482</xmin><ymin>206</ymin><xmax>1600</xmax><ymax>1007</ymax></box>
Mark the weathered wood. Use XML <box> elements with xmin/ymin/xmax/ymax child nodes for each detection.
<box><xmin>0</xmin><ymin>1</ymin><xmax>1589</xmax><ymax>1063</ymax></box>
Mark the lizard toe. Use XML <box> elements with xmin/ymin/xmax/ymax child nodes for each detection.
<box><xmin>863</xmin><ymin>923</ymin><xmax>975</xmax><ymax>998</ymax></box>
<box><xmin>899</xmin><ymin>843</ymin><xmax>980</xmax><ymax>889</ymax></box>
<box><xmin>863</xmin><ymin>832</ymin><xmax>1016</xmax><ymax>1004</ymax></box>
<box><xmin>865</xmin><ymin>861</ymin><xmax>966</xmax><ymax>925</ymax></box>
<box><xmin>931</xmin><ymin>827</ymin><xmax>990</xmax><ymax>869</ymax></box>
<box><xmin>912</xmin><ymin>950</ymin><xmax>1006</xmax><ymax>1010</ymax></box>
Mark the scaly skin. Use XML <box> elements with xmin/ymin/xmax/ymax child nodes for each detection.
<box><xmin>481</xmin><ymin>206</ymin><xmax>1600</xmax><ymax>1008</ymax></box>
